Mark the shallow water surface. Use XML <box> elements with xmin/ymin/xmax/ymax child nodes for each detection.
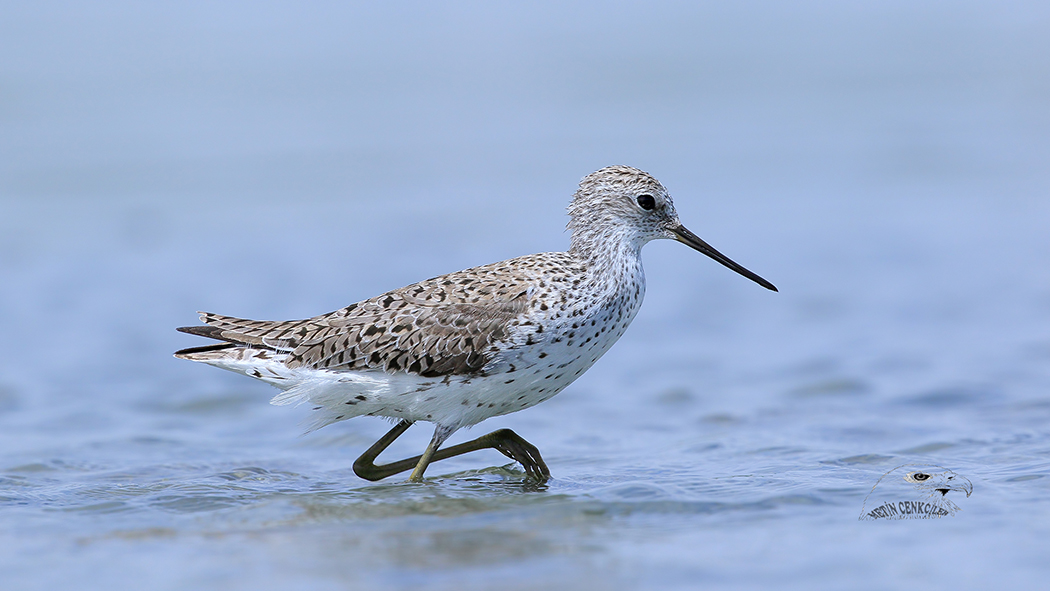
<box><xmin>2</xmin><ymin>2</ymin><xmax>1050</xmax><ymax>590</ymax></box>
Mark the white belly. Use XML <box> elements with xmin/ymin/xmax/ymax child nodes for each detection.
<box><xmin>188</xmin><ymin>278</ymin><xmax>644</xmax><ymax>432</ymax></box>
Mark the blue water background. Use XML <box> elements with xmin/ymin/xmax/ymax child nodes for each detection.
<box><xmin>1</xmin><ymin>2</ymin><xmax>1049</xmax><ymax>589</ymax></box>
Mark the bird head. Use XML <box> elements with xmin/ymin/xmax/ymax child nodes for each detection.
<box><xmin>567</xmin><ymin>165</ymin><xmax>776</xmax><ymax>291</ymax></box>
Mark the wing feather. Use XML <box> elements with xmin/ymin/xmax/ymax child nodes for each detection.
<box><xmin>178</xmin><ymin>255</ymin><xmax>561</xmax><ymax>377</ymax></box>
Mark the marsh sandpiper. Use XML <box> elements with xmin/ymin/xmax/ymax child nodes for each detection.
<box><xmin>176</xmin><ymin>166</ymin><xmax>776</xmax><ymax>482</ymax></box>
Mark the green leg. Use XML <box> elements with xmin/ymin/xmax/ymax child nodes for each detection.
<box><xmin>407</xmin><ymin>425</ymin><xmax>452</xmax><ymax>482</ymax></box>
<box><xmin>352</xmin><ymin>421</ymin><xmax>550</xmax><ymax>482</ymax></box>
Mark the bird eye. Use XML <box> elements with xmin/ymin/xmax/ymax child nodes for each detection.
<box><xmin>911</xmin><ymin>473</ymin><xmax>930</xmax><ymax>481</ymax></box>
<box><xmin>637</xmin><ymin>194</ymin><xmax>656</xmax><ymax>210</ymax></box>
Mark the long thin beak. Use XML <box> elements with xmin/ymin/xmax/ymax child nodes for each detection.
<box><xmin>670</xmin><ymin>225</ymin><xmax>778</xmax><ymax>292</ymax></box>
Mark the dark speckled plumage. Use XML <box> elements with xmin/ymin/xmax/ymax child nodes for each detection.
<box><xmin>179</xmin><ymin>254</ymin><xmax>585</xmax><ymax>377</ymax></box>
<box><xmin>175</xmin><ymin>166</ymin><xmax>775</xmax><ymax>440</ymax></box>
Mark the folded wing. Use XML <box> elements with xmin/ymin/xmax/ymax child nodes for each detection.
<box><xmin>177</xmin><ymin>267</ymin><xmax>533</xmax><ymax>378</ymax></box>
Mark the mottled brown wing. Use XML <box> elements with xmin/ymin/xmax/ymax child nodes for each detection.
<box><xmin>191</xmin><ymin>269</ymin><xmax>532</xmax><ymax>377</ymax></box>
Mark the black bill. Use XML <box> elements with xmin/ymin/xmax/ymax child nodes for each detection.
<box><xmin>670</xmin><ymin>225</ymin><xmax>778</xmax><ymax>292</ymax></box>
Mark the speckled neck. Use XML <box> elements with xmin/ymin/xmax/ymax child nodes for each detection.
<box><xmin>568</xmin><ymin>221</ymin><xmax>647</xmax><ymax>302</ymax></box>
